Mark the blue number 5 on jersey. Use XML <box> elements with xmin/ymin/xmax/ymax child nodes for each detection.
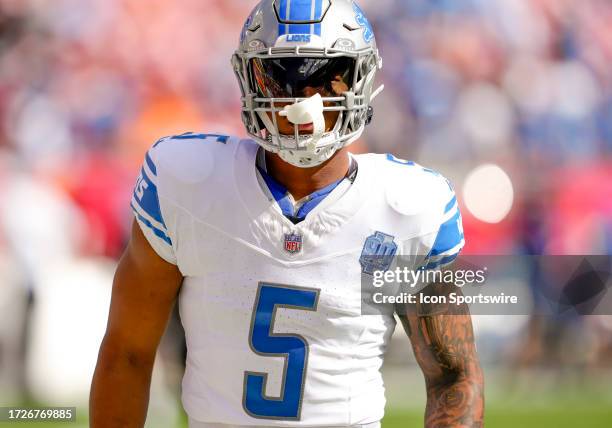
<box><xmin>243</xmin><ymin>283</ymin><xmax>319</xmax><ymax>420</ymax></box>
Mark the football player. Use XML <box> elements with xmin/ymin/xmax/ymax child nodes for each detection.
<box><xmin>91</xmin><ymin>1</ymin><xmax>484</xmax><ymax>427</ymax></box>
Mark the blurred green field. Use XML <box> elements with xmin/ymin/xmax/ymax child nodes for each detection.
<box><xmin>1</xmin><ymin>403</ymin><xmax>611</xmax><ymax>428</ymax></box>
<box><xmin>381</xmin><ymin>366</ymin><xmax>612</xmax><ymax>428</ymax></box>
<box><xmin>383</xmin><ymin>406</ymin><xmax>612</xmax><ymax>428</ymax></box>
<box><xmin>2</xmin><ymin>368</ymin><xmax>611</xmax><ymax>427</ymax></box>
<box><xmin>2</xmin><ymin>404</ymin><xmax>612</xmax><ymax>428</ymax></box>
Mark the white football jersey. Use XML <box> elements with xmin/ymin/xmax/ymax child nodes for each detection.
<box><xmin>130</xmin><ymin>133</ymin><xmax>464</xmax><ymax>427</ymax></box>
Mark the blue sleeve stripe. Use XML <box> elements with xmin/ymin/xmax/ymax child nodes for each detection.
<box><xmin>422</xmin><ymin>253</ymin><xmax>459</xmax><ymax>271</ymax></box>
<box><xmin>133</xmin><ymin>209</ymin><xmax>173</xmax><ymax>246</ymax></box>
<box><xmin>140</xmin><ymin>166</ymin><xmax>154</xmax><ymax>186</ymax></box>
<box><xmin>153</xmin><ymin>136</ymin><xmax>170</xmax><ymax>148</ymax></box>
<box><xmin>444</xmin><ymin>196</ymin><xmax>457</xmax><ymax>214</ymax></box>
<box><xmin>429</xmin><ymin>210</ymin><xmax>463</xmax><ymax>256</ymax></box>
<box><xmin>134</xmin><ymin>168</ymin><xmax>167</xmax><ymax>227</ymax></box>
<box><xmin>441</xmin><ymin>202</ymin><xmax>458</xmax><ymax>223</ymax></box>
<box><xmin>172</xmin><ymin>133</ymin><xmax>229</xmax><ymax>143</ymax></box>
<box><xmin>131</xmin><ymin>198</ymin><xmax>167</xmax><ymax>232</ymax></box>
<box><xmin>428</xmin><ymin>239</ymin><xmax>464</xmax><ymax>262</ymax></box>
<box><xmin>173</xmin><ymin>133</ymin><xmax>206</xmax><ymax>140</ymax></box>
<box><xmin>386</xmin><ymin>153</ymin><xmax>416</xmax><ymax>166</ymax></box>
<box><xmin>145</xmin><ymin>152</ymin><xmax>157</xmax><ymax>176</ymax></box>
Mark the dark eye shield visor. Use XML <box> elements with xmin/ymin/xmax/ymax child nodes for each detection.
<box><xmin>251</xmin><ymin>57</ymin><xmax>355</xmax><ymax>98</ymax></box>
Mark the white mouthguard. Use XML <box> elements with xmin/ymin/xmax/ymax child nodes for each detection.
<box><xmin>279</xmin><ymin>93</ymin><xmax>325</xmax><ymax>140</ymax></box>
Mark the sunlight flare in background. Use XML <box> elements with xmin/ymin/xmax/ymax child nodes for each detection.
<box><xmin>463</xmin><ymin>164</ymin><xmax>514</xmax><ymax>224</ymax></box>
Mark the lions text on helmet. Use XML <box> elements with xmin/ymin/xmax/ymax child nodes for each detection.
<box><xmin>233</xmin><ymin>0</ymin><xmax>384</xmax><ymax>168</ymax></box>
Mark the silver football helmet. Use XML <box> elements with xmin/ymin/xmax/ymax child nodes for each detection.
<box><xmin>232</xmin><ymin>0</ymin><xmax>383</xmax><ymax>168</ymax></box>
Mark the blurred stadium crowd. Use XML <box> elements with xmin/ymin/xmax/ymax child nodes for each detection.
<box><xmin>0</xmin><ymin>0</ymin><xmax>610</xmax><ymax>418</ymax></box>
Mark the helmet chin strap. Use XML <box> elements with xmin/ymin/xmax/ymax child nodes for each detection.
<box><xmin>279</xmin><ymin>93</ymin><xmax>326</xmax><ymax>143</ymax></box>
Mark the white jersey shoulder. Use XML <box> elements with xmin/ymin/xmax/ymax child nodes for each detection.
<box><xmin>370</xmin><ymin>152</ymin><xmax>464</xmax><ymax>270</ymax></box>
<box><xmin>130</xmin><ymin>132</ymin><xmax>240</xmax><ymax>265</ymax></box>
<box><xmin>380</xmin><ymin>153</ymin><xmax>455</xmax><ymax>216</ymax></box>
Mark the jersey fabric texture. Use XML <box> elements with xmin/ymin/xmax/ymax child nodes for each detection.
<box><xmin>130</xmin><ymin>133</ymin><xmax>464</xmax><ymax>427</ymax></box>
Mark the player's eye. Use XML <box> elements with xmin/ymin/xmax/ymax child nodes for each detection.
<box><xmin>250</xmin><ymin>57</ymin><xmax>355</xmax><ymax>98</ymax></box>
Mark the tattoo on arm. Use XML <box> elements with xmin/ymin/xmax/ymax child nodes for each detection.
<box><xmin>399</xmin><ymin>282</ymin><xmax>484</xmax><ymax>427</ymax></box>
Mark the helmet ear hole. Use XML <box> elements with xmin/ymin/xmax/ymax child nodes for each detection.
<box><xmin>366</xmin><ymin>106</ymin><xmax>374</xmax><ymax>125</ymax></box>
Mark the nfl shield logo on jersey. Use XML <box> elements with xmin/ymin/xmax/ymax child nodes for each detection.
<box><xmin>360</xmin><ymin>231</ymin><xmax>398</xmax><ymax>275</ymax></box>
<box><xmin>284</xmin><ymin>233</ymin><xmax>303</xmax><ymax>254</ymax></box>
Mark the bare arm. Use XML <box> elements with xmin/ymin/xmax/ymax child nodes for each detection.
<box><xmin>398</xmin><ymin>282</ymin><xmax>484</xmax><ymax>428</ymax></box>
<box><xmin>90</xmin><ymin>221</ymin><xmax>183</xmax><ymax>428</ymax></box>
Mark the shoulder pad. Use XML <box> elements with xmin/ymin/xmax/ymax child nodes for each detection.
<box><xmin>382</xmin><ymin>154</ymin><xmax>455</xmax><ymax>218</ymax></box>
<box><xmin>151</xmin><ymin>132</ymin><xmax>240</xmax><ymax>185</ymax></box>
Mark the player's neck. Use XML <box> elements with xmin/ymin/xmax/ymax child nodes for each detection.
<box><xmin>264</xmin><ymin>148</ymin><xmax>351</xmax><ymax>201</ymax></box>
